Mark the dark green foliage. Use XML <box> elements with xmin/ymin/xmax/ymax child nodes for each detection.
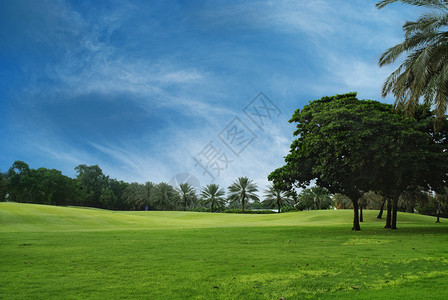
<box><xmin>248</xmin><ymin>201</ymin><xmax>263</xmax><ymax>209</ymax></box>
<box><xmin>7</xmin><ymin>161</ymin><xmax>32</xmax><ymax>202</ymax></box>
<box><xmin>0</xmin><ymin>171</ymin><xmax>8</xmax><ymax>202</ymax></box>
<box><xmin>1</xmin><ymin>161</ymin><xmax>206</xmax><ymax>212</ymax></box>
<box><xmin>280</xmin><ymin>206</ymin><xmax>298</xmax><ymax>213</ymax></box>
<box><xmin>30</xmin><ymin>168</ymin><xmax>82</xmax><ymax>206</ymax></box>
<box><xmin>6</xmin><ymin>161</ymin><xmax>81</xmax><ymax>205</ymax></box>
<box><xmin>75</xmin><ymin>164</ymin><xmax>108</xmax><ymax>207</ymax></box>
<box><xmin>269</xmin><ymin>93</ymin><xmax>448</xmax><ymax>230</ymax></box>
<box><xmin>105</xmin><ymin>179</ymin><xmax>130</xmax><ymax>210</ymax></box>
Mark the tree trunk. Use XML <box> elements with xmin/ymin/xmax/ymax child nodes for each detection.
<box><xmin>436</xmin><ymin>200</ymin><xmax>441</xmax><ymax>223</ymax></box>
<box><xmin>352</xmin><ymin>199</ymin><xmax>361</xmax><ymax>231</ymax></box>
<box><xmin>278</xmin><ymin>201</ymin><xmax>281</xmax><ymax>213</ymax></box>
<box><xmin>242</xmin><ymin>195</ymin><xmax>245</xmax><ymax>213</ymax></box>
<box><xmin>391</xmin><ymin>197</ymin><xmax>398</xmax><ymax>230</ymax></box>
<box><xmin>377</xmin><ymin>198</ymin><xmax>386</xmax><ymax>219</ymax></box>
<box><xmin>184</xmin><ymin>197</ymin><xmax>187</xmax><ymax>211</ymax></box>
<box><xmin>360</xmin><ymin>205</ymin><xmax>364</xmax><ymax>222</ymax></box>
<box><xmin>385</xmin><ymin>198</ymin><xmax>391</xmax><ymax>229</ymax></box>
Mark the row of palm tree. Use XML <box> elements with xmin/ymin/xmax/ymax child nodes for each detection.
<box><xmin>199</xmin><ymin>177</ymin><xmax>327</xmax><ymax>213</ymax></box>
<box><xmin>121</xmin><ymin>176</ymin><xmax>337</xmax><ymax>212</ymax></box>
<box><xmin>182</xmin><ymin>178</ymin><xmax>339</xmax><ymax>213</ymax></box>
<box><xmin>122</xmin><ymin>182</ymin><xmax>179</xmax><ymax>211</ymax></box>
<box><xmin>177</xmin><ymin>176</ymin><xmax>303</xmax><ymax>212</ymax></box>
<box><xmin>200</xmin><ymin>177</ymin><xmax>262</xmax><ymax>212</ymax></box>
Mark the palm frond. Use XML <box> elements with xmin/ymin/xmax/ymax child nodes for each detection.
<box><xmin>377</xmin><ymin>0</ymin><xmax>448</xmax><ymax>10</ymax></box>
<box><xmin>379</xmin><ymin>0</ymin><xmax>448</xmax><ymax>123</ymax></box>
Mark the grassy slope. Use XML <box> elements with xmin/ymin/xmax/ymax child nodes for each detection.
<box><xmin>1</xmin><ymin>203</ymin><xmax>447</xmax><ymax>299</ymax></box>
<box><xmin>0</xmin><ymin>202</ymin><xmax>438</xmax><ymax>232</ymax></box>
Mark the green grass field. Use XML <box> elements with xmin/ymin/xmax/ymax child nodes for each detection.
<box><xmin>1</xmin><ymin>202</ymin><xmax>448</xmax><ymax>299</ymax></box>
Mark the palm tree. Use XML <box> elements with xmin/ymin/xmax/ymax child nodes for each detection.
<box><xmin>176</xmin><ymin>183</ymin><xmax>197</xmax><ymax>211</ymax></box>
<box><xmin>377</xmin><ymin>0</ymin><xmax>448</xmax><ymax>128</ymax></box>
<box><xmin>298</xmin><ymin>186</ymin><xmax>332</xmax><ymax>210</ymax></box>
<box><xmin>263</xmin><ymin>184</ymin><xmax>294</xmax><ymax>213</ymax></box>
<box><xmin>122</xmin><ymin>182</ymin><xmax>150</xmax><ymax>210</ymax></box>
<box><xmin>150</xmin><ymin>182</ymin><xmax>180</xmax><ymax>211</ymax></box>
<box><xmin>228</xmin><ymin>177</ymin><xmax>259</xmax><ymax>212</ymax></box>
<box><xmin>201</xmin><ymin>184</ymin><xmax>226</xmax><ymax>212</ymax></box>
<box><xmin>142</xmin><ymin>182</ymin><xmax>155</xmax><ymax>209</ymax></box>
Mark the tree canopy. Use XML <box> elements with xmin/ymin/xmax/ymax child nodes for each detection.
<box><xmin>269</xmin><ymin>93</ymin><xmax>448</xmax><ymax>230</ymax></box>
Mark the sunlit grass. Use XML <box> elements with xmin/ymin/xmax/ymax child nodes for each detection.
<box><xmin>1</xmin><ymin>203</ymin><xmax>447</xmax><ymax>299</ymax></box>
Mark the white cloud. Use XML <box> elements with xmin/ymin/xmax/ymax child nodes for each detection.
<box><xmin>3</xmin><ymin>0</ymin><xmax>419</xmax><ymax>192</ymax></box>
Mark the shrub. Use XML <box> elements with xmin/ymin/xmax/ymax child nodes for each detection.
<box><xmin>281</xmin><ymin>206</ymin><xmax>298</xmax><ymax>213</ymax></box>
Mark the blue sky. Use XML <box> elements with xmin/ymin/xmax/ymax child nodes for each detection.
<box><xmin>0</xmin><ymin>0</ymin><xmax>419</xmax><ymax>190</ymax></box>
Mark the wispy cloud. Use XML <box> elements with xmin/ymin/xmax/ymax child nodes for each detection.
<box><xmin>1</xmin><ymin>0</ymin><xmax>417</xmax><ymax>191</ymax></box>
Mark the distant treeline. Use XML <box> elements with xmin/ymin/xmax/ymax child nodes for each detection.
<box><xmin>0</xmin><ymin>161</ymin><xmax>269</xmax><ymax>211</ymax></box>
<box><xmin>0</xmin><ymin>160</ymin><xmax>446</xmax><ymax>217</ymax></box>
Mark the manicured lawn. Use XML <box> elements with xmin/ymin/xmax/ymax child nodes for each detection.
<box><xmin>1</xmin><ymin>203</ymin><xmax>447</xmax><ymax>299</ymax></box>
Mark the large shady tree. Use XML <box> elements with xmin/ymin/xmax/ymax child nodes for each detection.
<box><xmin>269</xmin><ymin>93</ymin><xmax>447</xmax><ymax>230</ymax></box>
